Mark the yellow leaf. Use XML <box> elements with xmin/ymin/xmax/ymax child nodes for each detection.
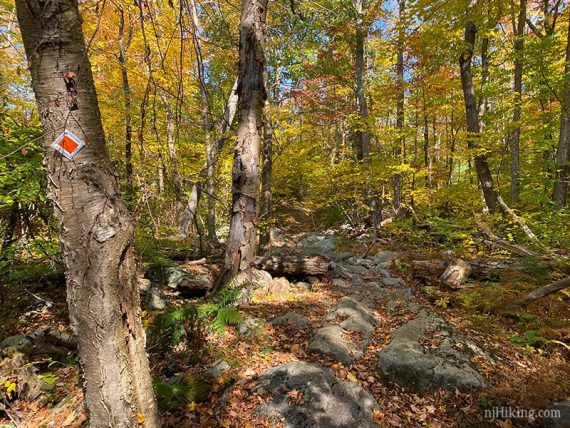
<box><xmin>290</xmin><ymin>344</ymin><xmax>300</xmax><ymax>352</ymax></box>
<box><xmin>6</xmin><ymin>382</ymin><xmax>16</xmax><ymax>394</ymax></box>
<box><xmin>347</xmin><ymin>372</ymin><xmax>358</xmax><ymax>383</ymax></box>
<box><xmin>136</xmin><ymin>412</ymin><xmax>145</xmax><ymax>424</ymax></box>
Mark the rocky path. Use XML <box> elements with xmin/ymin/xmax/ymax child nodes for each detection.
<box><xmin>255</xmin><ymin>233</ymin><xmax>496</xmax><ymax>427</ymax></box>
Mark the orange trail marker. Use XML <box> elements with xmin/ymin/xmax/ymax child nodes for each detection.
<box><xmin>51</xmin><ymin>129</ymin><xmax>85</xmax><ymax>159</ymax></box>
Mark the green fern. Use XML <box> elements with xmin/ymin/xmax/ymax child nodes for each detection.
<box><xmin>196</xmin><ymin>285</ymin><xmax>244</xmax><ymax>334</ymax></box>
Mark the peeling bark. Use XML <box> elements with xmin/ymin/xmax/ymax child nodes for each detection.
<box><xmin>212</xmin><ymin>0</ymin><xmax>268</xmax><ymax>294</ymax></box>
<box><xmin>15</xmin><ymin>0</ymin><xmax>159</xmax><ymax>426</ymax></box>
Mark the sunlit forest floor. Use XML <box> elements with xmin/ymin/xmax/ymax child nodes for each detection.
<box><xmin>0</xmin><ymin>216</ymin><xmax>568</xmax><ymax>427</ymax></box>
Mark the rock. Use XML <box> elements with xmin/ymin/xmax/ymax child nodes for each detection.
<box><xmin>156</xmin><ymin>266</ymin><xmax>212</xmax><ymax>297</ymax></box>
<box><xmin>544</xmin><ymin>401</ymin><xmax>570</xmax><ymax>428</ymax></box>
<box><xmin>309</xmin><ymin>296</ymin><xmax>377</xmax><ymax>364</ymax></box>
<box><xmin>238</xmin><ymin>318</ymin><xmax>263</xmax><ymax>335</ymax></box>
<box><xmin>297</xmin><ymin>234</ymin><xmax>338</xmax><ymax>252</ymax></box>
<box><xmin>147</xmin><ymin>286</ymin><xmax>167</xmax><ymax>310</ymax></box>
<box><xmin>257</xmin><ymin>361</ymin><xmax>379</xmax><ymax>428</ymax></box>
<box><xmin>306</xmin><ymin>276</ymin><xmax>320</xmax><ymax>284</ymax></box>
<box><xmin>235</xmin><ymin>268</ymin><xmax>273</xmax><ymax>287</ymax></box>
<box><xmin>267</xmin><ymin>277</ymin><xmax>292</xmax><ymax>295</ymax></box>
<box><xmin>380</xmin><ymin>277</ymin><xmax>406</xmax><ymax>287</ymax></box>
<box><xmin>345</xmin><ymin>264</ymin><xmax>369</xmax><ymax>275</ymax></box>
<box><xmin>0</xmin><ymin>326</ymin><xmax>76</xmax><ymax>358</ymax></box>
<box><xmin>295</xmin><ymin>281</ymin><xmax>311</xmax><ymax>290</ymax></box>
<box><xmin>377</xmin><ymin>310</ymin><xmax>489</xmax><ymax>392</ymax></box>
<box><xmin>332</xmin><ymin>278</ymin><xmax>345</xmax><ymax>287</ymax></box>
<box><xmin>270</xmin><ymin>312</ymin><xmax>311</xmax><ymax>329</ymax></box>
<box><xmin>347</xmin><ymin>257</ymin><xmax>374</xmax><ymax>268</ymax></box>
<box><xmin>329</xmin><ymin>252</ymin><xmax>353</xmax><ymax>262</ymax></box>
<box><xmin>369</xmin><ymin>251</ymin><xmax>397</xmax><ymax>264</ymax></box>
<box><xmin>207</xmin><ymin>360</ymin><xmax>231</xmax><ymax>378</ymax></box>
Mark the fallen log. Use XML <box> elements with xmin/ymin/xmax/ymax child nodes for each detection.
<box><xmin>411</xmin><ymin>258</ymin><xmax>518</xmax><ymax>283</ymax></box>
<box><xmin>514</xmin><ymin>276</ymin><xmax>570</xmax><ymax>306</ymax></box>
<box><xmin>439</xmin><ymin>259</ymin><xmax>472</xmax><ymax>289</ymax></box>
<box><xmin>253</xmin><ymin>254</ymin><xmax>330</xmax><ymax>276</ymax></box>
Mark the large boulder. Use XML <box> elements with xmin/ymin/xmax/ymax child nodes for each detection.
<box><xmin>257</xmin><ymin>361</ymin><xmax>379</xmax><ymax>428</ymax></box>
<box><xmin>309</xmin><ymin>296</ymin><xmax>377</xmax><ymax>364</ymax></box>
<box><xmin>377</xmin><ymin>310</ymin><xmax>489</xmax><ymax>392</ymax></box>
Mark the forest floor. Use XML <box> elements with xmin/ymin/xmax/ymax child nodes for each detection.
<box><xmin>0</xmin><ymin>226</ymin><xmax>569</xmax><ymax>427</ymax></box>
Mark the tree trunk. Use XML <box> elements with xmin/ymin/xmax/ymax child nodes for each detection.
<box><xmin>212</xmin><ymin>0</ymin><xmax>268</xmax><ymax>294</ymax></box>
<box><xmin>353</xmin><ymin>0</ymin><xmax>370</xmax><ymax>161</ymax></box>
<box><xmin>393</xmin><ymin>0</ymin><xmax>405</xmax><ymax>215</ymax></box>
<box><xmin>553</xmin><ymin>15</ymin><xmax>570</xmax><ymax>209</ymax></box>
<box><xmin>510</xmin><ymin>0</ymin><xmax>526</xmax><ymax>202</ymax></box>
<box><xmin>118</xmin><ymin>5</ymin><xmax>133</xmax><ymax>196</ymax></box>
<box><xmin>459</xmin><ymin>21</ymin><xmax>501</xmax><ymax>213</ymax></box>
<box><xmin>188</xmin><ymin>0</ymin><xmax>217</xmax><ymax>241</ymax></box>
<box><xmin>15</xmin><ymin>0</ymin><xmax>160</xmax><ymax>426</ymax></box>
<box><xmin>260</xmin><ymin>103</ymin><xmax>274</xmax><ymax>247</ymax></box>
<box><xmin>179</xmin><ymin>78</ymin><xmax>239</xmax><ymax>237</ymax></box>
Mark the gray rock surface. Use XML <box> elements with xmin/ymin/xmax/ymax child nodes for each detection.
<box><xmin>147</xmin><ymin>286</ymin><xmax>167</xmax><ymax>310</ymax></box>
<box><xmin>377</xmin><ymin>310</ymin><xmax>489</xmax><ymax>392</ymax></box>
<box><xmin>271</xmin><ymin>312</ymin><xmax>311</xmax><ymax>329</ymax></box>
<box><xmin>369</xmin><ymin>251</ymin><xmax>397</xmax><ymax>264</ymax></box>
<box><xmin>544</xmin><ymin>401</ymin><xmax>570</xmax><ymax>428</ymax></box>
<box><xmin>0</xmin><ymin>326</ymin><xmax>76</xmax><ymax>358</ymax></box>
<box><xmin>238</xmin><ymin>318</ymin><xmax>263</xmax><ymax>335</ymax></box>
<box><xmin>207</xmin><ymin>360</ymin><xmax>231</xmax><ymax>378</ymax></box>
<box><xmin>257</xmin><ymin>361</ymin><xmax>379</xmax><ymax>428</ymax></box>
<box><xmin>309</xmin><ymin>296</ymin><xmax>377</xmax><ymax>363</ymax></box>
<box><xmin>297</xmin><ymin>234</ymin><xmax>338</xmax><ymax>252</ymax></box>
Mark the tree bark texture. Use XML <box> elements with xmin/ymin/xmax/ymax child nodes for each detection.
<box><xmin>459</xmin><ymin>21</ymin><xmax>501</xmax><ymax>213</ymax></box>
<box><xmin>393</xmin><ymin>0</ymin><xmax>405</xmax><ymax>214</ymax></box>
<box><xmin>15</xmin><ymin>0</ymin><xmax>160</xmax><ymax>426</ymax></box>
<box><xmin>353</xmin><ymin>0</ymin><xmax>370</xmax><ymax>161</ymax></box>
<box><xmin>213</xmin><ymin>0</ymin><xmax>268</xmax><ymax>294</ymax></box>
<box><xmin>510</xmin><ymin>0</ymin><xmax>526</xmax><ymax>202</ymax></box>
<box><xmin>253</xmin><ymin>255</ymin><xmax>330</xmax><ymax>276</ymax></box>
<box><xmin>553</xmin><ymin>14</ymin><xmax>570</xmax><ymax>209</ymax></box>
<box><xmin>118</xmin><ymin>5</ymin><xmax>133</xmax><ymax>196</ymax></box>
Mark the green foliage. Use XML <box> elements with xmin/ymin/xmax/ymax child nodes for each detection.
<box><xmin>197</xmin><ymin>286</ymin><xmax>244</xmax><ymax>334</ymax></box>
<box><xmin>148</xmin><ymin>306</ymin><xmax>200</xmax><ymax>348</ymax></box>
<box><xmin>152</xmin><ymin>373</ymin><xmax>213</xmax><ymax>410</ymax></box>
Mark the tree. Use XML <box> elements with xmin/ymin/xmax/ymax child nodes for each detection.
<box><xmin>510</xmin><ymin>0</ymin><xmax>526</xmax><ymax>202</ymax></box>
<box><xmin>15</xmin><ymin>0</ymin><xmax>160</xmax><ymax>425</ymax></box>
<box><xmin>459</xmin><ymin>20</ymin><xmax>501</xmax><ymax>214</ymax></box>
<box><xmin>553</xmin><ymin>14</ymin><xmax>570</xmax><ymax>209</ymax></box>
<box><xmin>213</xmin><ymin>0</ymin><xmax>269</xmax><ymax>294</ymax></box>
<box><xmin>393</xmin><ymin>0</ymin><xmax>405</xmax><ymax>214</ymax></box>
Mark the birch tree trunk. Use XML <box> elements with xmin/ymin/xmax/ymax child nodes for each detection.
<box><xmin>212</xmin><ymin>0</ymin><xmax>268</xmax><ymax>294</ymax></box>
<box><xmin>510</xmin><ymin>0</ymin><xmax>526</xmax><ymax>202</ymax></box>
<box><xmin>553</xmin><ymin>14</ymin><xmax>570</xmax><ymax>209</ymax></box>
<box><xmin>15</xmin><ymin>0</ymin><xmax>159</xmax><ymax>426</ymax></box>
<box><xmin>459</xmin><ymin>20</ymin><xmax>501</xmax><ymax>213</ymax></box>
